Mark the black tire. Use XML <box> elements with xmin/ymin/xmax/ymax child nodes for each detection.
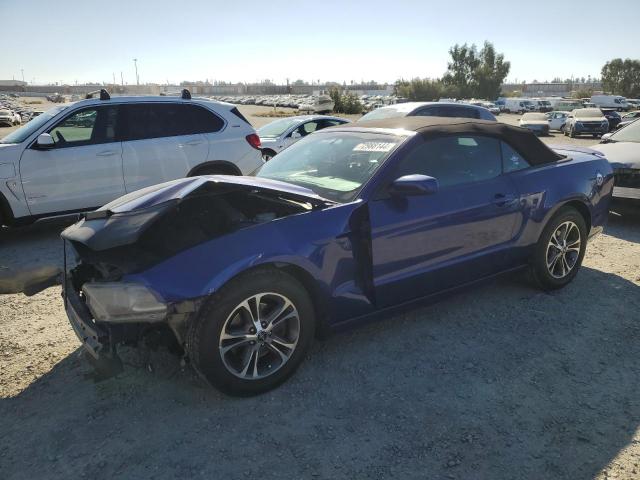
<box><xmin>261</xmin><ymin>149</ymin><xmax>276</xmax><ymax>162</ymax></box>
<box><xmin>191</xmin><ymin>165</ymin><xmax>239</xmax><ymax>176</ymax></box>
<box><xmin>186</xmin><ymin>268</ymin><xmax>315</xmax><ymax>396</ymax></box>
<box><xmin>530</xmin><ymin>207</ymin><xmax>587</xmax><ymax>290</ymax></box>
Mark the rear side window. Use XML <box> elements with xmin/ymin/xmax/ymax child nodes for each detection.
<box><xmin>122</xmin><ymin>103</ymin><xmax>224</xmax><ymax>141</ymax></box>
<box><xmin>230</xmin><ymin>107</ymin><xmax>251</xmax><ymax>125</ymax></box>
<box><xmin>501</xmin><ymin>141</ymin><xmax>530</xmax><ymax>172</ymax></box>
<box><xmin>188</xmin><ymin>105</ymin><xmax>225</xmax><ymax>133</ymax></box>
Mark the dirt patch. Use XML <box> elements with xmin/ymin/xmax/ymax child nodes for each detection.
<box><xmin>0</xmin><ymin>211</ymin><xmax>639</xmax><ymax>479</ymax></box>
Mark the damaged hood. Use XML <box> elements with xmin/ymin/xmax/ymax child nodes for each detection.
<box><xmin>61</xmin><ymin>175</ymin><xmax>332</xmax><ymax>255</ymax></box>
<box><xmin>591</xmin><ymin>142</ymin><xmax>640</xmax><ymax>169</ymax></box>
<box><xmin>100</xmin><ymin>175</ymin><xmax>329</xmax><ymax>213</ymax></box>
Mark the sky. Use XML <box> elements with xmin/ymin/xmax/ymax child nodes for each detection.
<box><xmin>1</xmin><ymin>0</ymin><xmax>639</xmax><ymax>86</ymax></box>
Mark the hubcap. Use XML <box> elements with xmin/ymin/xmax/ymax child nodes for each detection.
<box><xmin>546</xmin><ymin>221</ymin><xmax>581</xmax><ymax>279</ymax></box>
<box><xmin>218</xmin><ymin>293</ymin><xmax>300</xmax><ymax>380</ymax></box>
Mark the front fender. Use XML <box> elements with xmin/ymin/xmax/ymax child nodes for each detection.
<box><xmin>124</xmin><ymin>202</ymin><xmax>361</xmax><ymax>307</ymax></box>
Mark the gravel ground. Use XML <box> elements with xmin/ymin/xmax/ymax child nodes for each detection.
<box><xmin>1</xmin><ymin>105</ymin><xmax>639</xmax><ymax>479</ymax></box>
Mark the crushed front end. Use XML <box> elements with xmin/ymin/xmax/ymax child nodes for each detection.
<box><xmin>59</xmin><ymin>175</ymin><xmax>322</xmax><ymax>373</ymax></box>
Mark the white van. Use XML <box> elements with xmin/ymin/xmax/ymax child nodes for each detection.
<box><xmin>504</xmin><ymin>98</ymin><xmax>534</xmax><ymax>114</ymax></box>
<box><xmin>591</xmin><ymin>95</ymin><xmax>629</xmax><ymax>111</ymax></box>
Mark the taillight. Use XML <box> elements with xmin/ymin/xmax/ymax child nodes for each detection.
<box><xmin>246</xmin><ymin>133</ymin><xmax>261</xmax><ymax>150</ymax></box>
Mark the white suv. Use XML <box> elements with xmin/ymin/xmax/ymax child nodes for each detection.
<box><xmin>0</xmin><ymin>90</ymin><xmax>263</xmax><ymax>226</ymax></box>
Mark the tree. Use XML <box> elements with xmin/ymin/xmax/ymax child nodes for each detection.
<box><xmin>473</xmin><ymin>42</ymin><xmax>511</xmax><ymax>99</ymax></box>
<box><xmin>601</xmin><ymin>58</ymin><xmax>640</xmax><ymax>97</ymax></box>
<box><xmin>442</xmin><ymin>41</ymin><xmax>510</xmax><ymax>99</ymax></box>
<box><xmin>442</xmin><ymin>43</ymin><xmax>479</xmax><ymax>98</ymax></box>
<box><xmin>395</xmin><ymin>78</ymin><xmax>444</xmax><ymax>101</ymax></box>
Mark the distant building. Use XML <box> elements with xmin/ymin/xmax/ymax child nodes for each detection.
<box><xmin>501</xmin><ymin>82</ymin><xmax>603</xmax><ymax>97</ymax></box>
<box><xmin>0</xmin><ymin>80</ymin><xmax>27</xmax><ymax>87</ymax></box>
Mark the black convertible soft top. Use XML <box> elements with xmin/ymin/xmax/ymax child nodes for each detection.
<box><xmin>341</xmin><ymin>116</ymin><xmax>565</xmax><ymax>165</ymax></box>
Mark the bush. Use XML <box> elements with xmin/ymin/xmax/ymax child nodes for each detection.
<box><xmin>329</xmin><ymin>88</ymin><xmax>363</xmax><ymax>114</ymax></box>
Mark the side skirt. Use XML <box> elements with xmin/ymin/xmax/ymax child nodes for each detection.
<box><xmin>328</xmin><ymin>264</ymin><xmax>529</xmax><ymax>333</ymax></box>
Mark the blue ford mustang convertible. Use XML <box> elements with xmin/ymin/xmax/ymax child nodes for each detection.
<box><xmin>62</xmin><ymin>117</ymin><xmax>613</xmax><ymax>395</ymax></box>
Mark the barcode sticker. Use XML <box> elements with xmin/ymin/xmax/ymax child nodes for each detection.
<box><xmin>353</xmin><ymin>142</ymin><xmax>396</xmax><ymax>152</ymax></box>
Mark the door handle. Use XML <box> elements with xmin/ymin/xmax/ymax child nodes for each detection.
<box><xmin>183</xmin><ymin>140</ymin><xmax>203</xmax><ymax>146</ymax></box>
<box><xmin>96</xmin><ymin>150</ymin><xmax>117</xmax><ymax>157</ymax></box>
<box><xmin>493</xmin><ymin>193</ymin><xmax>517</xmax><ymax>207</ymax></box>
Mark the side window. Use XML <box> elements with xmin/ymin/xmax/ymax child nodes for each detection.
<box><xmin>48</xmin><ymin>107</ymin><xmax>118</xmax><ymax>148</ymax></box>
<box><xmin>187</xmin><ymin>105</ymin><xmax>224</xmax><ymax>134</ymax></box>
<box><xmin>414</xmin><ymin>107</ymin><xmax>438</xmax><ymax>117</ymax></box>
<box><xmin>501</xmin><ymin>141</ymin><xmax>530</xmax><ymax>173</ymax></box>
<box><xmin>292</xmin><ymin>121</ymin><xmax>319</xmax><ymax>137</ymax></box>
<box><xmin>395</xmin><ymin>135</ymin><xmax>502</xmax><ymax>188</ymax></box>
<box><xmin>123</xmin><ymin>103</ymin><xmax>191</xmax><ymax>141</ymax></box>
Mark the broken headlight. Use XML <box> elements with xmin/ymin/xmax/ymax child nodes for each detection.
<box><xmin>82</xmin><ymin>282</ymin><xmax>167</xmax><ymax>323</ymax></box>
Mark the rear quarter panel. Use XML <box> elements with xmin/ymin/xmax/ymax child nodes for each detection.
<box><xmin>507</xmin><ymin>151</ymin><xmax>613</xmax><ymax>261</ymax></box>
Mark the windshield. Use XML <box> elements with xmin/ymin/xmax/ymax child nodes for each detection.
<box><xmin>257</xmin><ymin>117</ymin><xmax>303</xmax><ymax>138</ymax></box>
<box><xmin>360</xmin><ymin>107</ymin><xmax>405</xmax><ymax>121</ymax></box>
<box><xmin>610</xmin><ymin>119</ymin><xmax>640</xmax><ymax>143</ymax></box>
<box><xmin>0</xmin><ymin>105</ymin><xmax>68</xmax><ymax>144</ymax></box>
<box><xmin>574</xmin><ymin>108</ymin><xmax>603</xmax><ymax>118</ymax></box>
<box><xmin>255</xmin><ymin>131</ymin><xmax>403</xmax><ymax>202</ymax></box>
<box><xmin>522</xmin><ymin>113</ymin><xmax>547</xmax><ymax>121</ymax></box>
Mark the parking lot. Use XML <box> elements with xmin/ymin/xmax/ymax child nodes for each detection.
<box><xmin>1</xmin><ymin>102</ymin><xmax>639</xmax><ymax>479</ymax></box>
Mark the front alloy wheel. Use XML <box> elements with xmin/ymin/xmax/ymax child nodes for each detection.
<box><xmin>186</xmin><ymin>268</ymin><xmax>315</xmax><ymax>396</ymax></box>
<box><xmin>219</xmin><ymin>293</ymin><xmax>300</xmax><ymax>379</ymax></box>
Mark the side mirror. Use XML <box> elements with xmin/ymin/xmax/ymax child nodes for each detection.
<box><xmin>36</xmin><ymin>133</ymin><xmax>54</xmax><ymax>148</ymax></box>
<box><xmin>600</xmin><ymin>133</ymin><xmax>613</xmax><ymax>143</ymax></box>
<box><xmin>388</xmin><ymin>174</ymin><xmax>438</xmax><ymax>197</ymax></box>
<box><xmin>290</xmin><ymin>131</ymin><xmax>302</xmax><ymax>139</ymax></box>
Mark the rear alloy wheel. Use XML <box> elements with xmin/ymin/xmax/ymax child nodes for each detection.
<box><xmin>530</xmin><ymin>208</ymin><xmax>587</xmax><ymax>290</ymax></box>
<box><xmin>186</xmin><ymin>268</ymin><xmax>315</xmax><ymax>396</ymax></box>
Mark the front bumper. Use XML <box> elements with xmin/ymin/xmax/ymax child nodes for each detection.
<box><xmin>613</xmin><ymin>168</ymin><xmax>640</xmax><ymax>200</ymax></box>
<box><xmin>574</xmin><ymin>123</ymin><xmax>608</xmax><ymax>135</ymax></box>
<box><xmin>63</xmin><ymin>278</ymin><xmax>109</xmax><ymax>359</ymax></box>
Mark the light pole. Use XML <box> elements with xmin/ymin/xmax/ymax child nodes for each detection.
<box><xmin>133</xmin><ymin>58</ymin><xmax>139</xmax><ymax>86</ymax></box>
<box><xmin>21</xmin><ymin>69</ymin><xmax>24</xmax><ymax>83</ymax></box>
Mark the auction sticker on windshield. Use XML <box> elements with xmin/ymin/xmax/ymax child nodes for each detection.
<box><xmin>353</xmin><ymin>142</ymin><xmax>397</xmax><ymax>152</ymax></box>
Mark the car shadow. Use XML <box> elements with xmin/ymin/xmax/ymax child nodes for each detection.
<box><xmin>0</xmin><ymin>218</ymin><xmax>74</xmax><ymax>270</ymax></box>
<box><xmin>606</xmin><ymin>205</ymin><xmax>640</xmax><ymax>243</ymax></box>
<box><xmin>1</xmin><ymin>266</ymin><xmax>639</xmax><ymax>479</ymax></box>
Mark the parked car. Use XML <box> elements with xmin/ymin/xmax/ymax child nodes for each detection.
<box><xmin>564</xmin><ymin>108</ymin><xmax>609</xmax><ymax>138</ymax></box>
<box><xmin>297</xmin><ymin>95</ymin><xmax>335</xmax><ymax>114</ymax></box>
<box><xmin>597</xmin><ymin>118</ymin><xmax>640</xmax><ymax>202</ymax></box>
<box><xmin>591</xmin><ymin>94</ymin><xmax>629</xmax><ymax>112</ymax></box>
<box><xmin>60</xmin><ymin>117</ymin><xmax>613</xmax><ymax>395</ymax></box>
<box><xmin>601</xmin><ymin>109</ymin><xmax>622</xmax><ymax>131</ymax></box>
<box><xmin>519</xmin><ymin>112</ymin><xmax>550</xmax><ymax>135</ymax></box>
<box><xmin>546</xmin><ymin>111</ymin><xmax>570</xmax><ymax>132</ymax></box>
<box><xmin>0</xmin><ymin>90</ymin><xmax>263</xmax><ymax>226</ymax></box>
<box><xmin>0</xmin><ymin>109</ymin><xmax>14</xmax><ymax>126</ymax></box>
<box><xmin>482</xmin><ymin>102</ymin><xmax>500</xmax><ymax>115</ymax></box>
<box><xmin>617</xmin><ymin>111</ymin><xmax>640</xmax><ymax>130</ymax></box>
<box><xmin>258</xmin><ymin>115</ymin><xmax>350</xmax><ymax>161</ymax></box>
<box><xmin>359</xmin><ymin>102</ymin><xmax>496</xmax><ymax>122</ymax></box>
